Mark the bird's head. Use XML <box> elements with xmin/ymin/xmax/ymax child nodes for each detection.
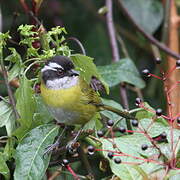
<box><xmin>41</xmin><ymin>56</ymin><xmax>79</xmax><ymax>89</ymax></box>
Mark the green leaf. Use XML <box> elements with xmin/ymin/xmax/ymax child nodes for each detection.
<box><xmin>165</xmin><ymin>170</ymin><xmax>180</xmax><ymax>180</ymax></box>
<box><xmin>5</xmin><ymin>48</ymin><xmax>21</xmax><ymax>63</ymax></box>
<box><xmin>98</xmin><ymin>58</ymin><xmax>145</xmax><ymax>89</ymax></box>
<box><xmin>3</xmin><ymin>137</ymin><xmax>16</xmax><ymax>160</ymax></box>
<box><xmin>83</xmin><ymin>112</ymin><xmax>102</xmax><ymax>130</ymax></box>
<box><xmin>15</xmin><ymin>76</ymin><xmax>36</xmax><ymax>128</ymax></box>
<box><xmin>101</xmin><ymin>136</ymin><xmax>162</xmax><ymax>179</ymax></box>
<box><xmin>71</xmin><ymin>54</ymin><xmax>101</xmax><ymax>82</ymax></box>
<box><xmin>0</xmin><ymin>152</ymin><xmax>10</xmax><ymax>180</ymax></box>
<box><xmin>121</xmin><ymin>0</ymin><xmax>163</xmax><ymax>34</ymax></box>
<box><xmin>101</xmin><ymin>98</ymin><xmax>123</xmax><ymax>121</ymax></box>
<box><xmin>14</xmin><ymin>124</ymin><xmax>59</xmax><ymax>180</ymax></box>
<box><xmin>100</xmin><ymin>117</ymin><xmax>180</xmax><ymax>178</ymax></box>
<box><xmin>135</xmin><ymin>103</ymin><xmax>168</xmax><ymax>126</ymax></box>
<box><xmin>0</xmin><ymin>32</ymin><xmax>11</xmax><ymax>47</ymax></box>
<box><xmin>18</xmin><ymin>25</ymin><xmax>37</xmax><ymax>37</ymax></box>
<box><xmin>71</xmin><ymin>54</ymin><xmax>109</xmax><ymax>93</ymax></box>
<box><xmin>0</xmin><ymin>100</ymin><xmax>16</xmax><ymax>136</ymax></box>
<box><xmin>33</xmin><ymin>95</ymin><xmax>53</xmax><ymax>125</ymax></box>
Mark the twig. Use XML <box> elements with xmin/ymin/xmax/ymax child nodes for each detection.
<box><xmin>78</xmin><ymin>147</ymin><xmax>94</xmax><ymax>179</ymax></box>
<box><xmin>0</xmin><ymin>58</ymin><xmax>20</xmax><ymax>120</ymax></box>
<box><xmin>19</xmin><ymin>0</ymin><xmax>30</xmax><ymax>13</ymax></box>
<box><xmin>117</xmin><ymin>0</ymin><xmax>180</xmax><ymax>60</ymax></box>
<box><xmin>105</xmin><ymin>0</ymin><xmax>119</xmax><ymax>61</ymax></box>
<box><xmin>60</xmin><ymin>37</ymin><xmax>86</xmax><ymax>55</ymax></box>
<box><xmin>161</xmin><ymin>0</ymin><xmax>171</xmax><ymax>43</ymax></box>
<box><xmin>48</xmin><ymin>167</ymin><xmax>62</xmax><ymax>180</ymax></box>
<box><xmin>105</xmin><ymin>0</ymin><xmax>131</xmax><ymax>131</ymax></box>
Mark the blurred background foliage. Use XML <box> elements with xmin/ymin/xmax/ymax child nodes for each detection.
<box><xmin>0</xmin><ymin>0</ymin><xmax>173</xmax><ymax>116</ymax></box>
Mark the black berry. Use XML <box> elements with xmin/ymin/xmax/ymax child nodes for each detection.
<box><xmin>62</xmin><ymin>159</ymin><xmax>69</xmax><ymax>166</ymax></box>
<box><xmin>114</xmin><ymin>158</ymin><xmax>121</xmax><ymax>164</ymax></box>
<box><xmin>131</xmin><ymin>120</ymin><xmax>138</xmax><ymax>127</ymax></box>
<box><xmin>160</xmin><ymin>132</ymin><xmax>167</xmax><ymax>139</ymax></box>
<box><xmin>118</xmin><ymin>127</ymin><xmax>126</xmax><ymax>133</ymax></box>
<box><xmin>177</xmin><ymin>117</ymin><xmax>180</xmax><ymax>124</ymax></box>
<box><xmin>135</xmin><ymin>97</ymin><xmax>141</xmax><ymax>105</ymax></box>
<box><xmin>107</xmin><ymin>120</ymin><xmax>114</xmax><ymax>127</ymax></box>
<box><xmin>155</xmin><ymin>58</ymin><xmax>162</xmax><ymax>64</ymax></box>
<box><xmin>141</xmin><ymin>144</ymin><xmax>148</xmax><ymax>151</ymax></box>
<box><xmin>87</xmin><ymin>145</ymin><xmax>95</xmax><ymax>153</ymax></box>
<box><xmin>108</xmin><ymin>152</ymin><xmax>114</xmax><ymax>159</ymax></box>
<box><xmin>97</xmin><ymin>130</ymin><xmax>104</xmax><ymax>137</ymax></box>
<box><xmin>156</xmin><ymin>108</ymin><xmax>162</xmax><ymax>116</ymax></box>
<box><xmin>176</xmin><ymin>60</ymin><xmax>180</xmax><ymax>67</ymax></box>
<box><xmin>142</xmin><ymin>69</ymin><xmax>150</xmax><ymax>77</ymax></box>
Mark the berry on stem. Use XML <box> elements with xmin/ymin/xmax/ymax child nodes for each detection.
<box><xmin>156</xmin><ymin>108</ymin><xmax>162</xmax><ymax>116</ymax></box>
<box><xmin>62</xmin><ymin>159</ymin><xmax>69</xmax><ymax>166</ymax></box>
<box><xmin>176</xmin><ymin>60</ymin><xmax>180</xmax><ymax>68</ymax></box>
<box><xmin>155</xmin><ymin>58</ymin><xmax>162</xmax><ymax>64</ymax></box>
<box><xmin>131</xmin><ymin>120</ymin><xmax>138</xmax><ymax>127</ymax></box>
<box><xmin>142</xmin><ymin>69</ymin><xmax>150</xmax><ymax>77</ymax></box>
<box><xmin>97</xmin><ymin>130</ymin><xmax>104</xmax><ymax>137</ymax></box>
<box><xmin>107</xmin><ymin>152</ymin><xmax>114</xmax><ymax>159</ymax></box>
<box><xmin>87</xmin><ymin>145</ymin><xmax>95</xmax><ymax>155</ymax></box>
<box><xmin>177</xmin><ymin>117</ymin><xmax>180</xmax><ymax>124</ymax></box>
<box><xmin>118</xmin><ymin>127</ymin><xmax>126</xmax><ymax>133</ymax></box>
<box><xmin>141</xmin><ymin>144</ymin><xmax>148</xmax><ymax>151</ymax></box>
<box><xmin>135</xmin><ymin>97</ymin><xmax>141</xmax><ymax>106</ymax></box>
<box><xmin>107</xmin><ymin>120</ymin><xmax>114</xmax><ymax>127</ymax></box>
<box><xmin>114</xmin><ymin>158</ymin><xmax>121</xmax><ymax>164</ymax></box>
<box><xmin>160</xmin><ymin>132</ymin><xmax>167</xmax><ymax>139</ymax></box>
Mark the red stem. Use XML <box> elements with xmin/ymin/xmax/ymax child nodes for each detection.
<box><xmin>66</xmin><ymin>165</ymin><xmax>80</xmax><ymax>180</ymax></box>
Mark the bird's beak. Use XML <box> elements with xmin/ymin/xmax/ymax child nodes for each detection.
<box><xmin>67</xmin><ymin>70</ymin><xmax>79</xmax><ymax>77</ymax></box>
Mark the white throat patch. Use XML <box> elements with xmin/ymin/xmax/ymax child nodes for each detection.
<box><xmin>46</xmin><ymin>76</ymin><xmax>79</xmax><ymax>89</ymax></box>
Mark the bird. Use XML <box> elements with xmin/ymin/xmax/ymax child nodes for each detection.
<box><xmin>40</xmin><ymin>55</ymin><xmax>102</xmax><ymax>125</ymax></box>
<box><xmin>40</xmin><ymin>55</ymin><xmax>134</xmax><ymax>126</ymax></box>
<box><xmin>40</xmin><ymin>55</ymin><xmax>135</xmax><ymax>152</ymax></box>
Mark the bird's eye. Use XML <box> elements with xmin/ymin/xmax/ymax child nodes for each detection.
<box><xmin>57</xmin><ymin>69</ymin><xmax>64</xmax><ymax>75</ymax></box>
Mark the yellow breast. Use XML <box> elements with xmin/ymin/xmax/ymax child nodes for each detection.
<box><xmin>40</xmin><ymin>79</ymin><xmax>101</xmax><ymax>124</ymax></box>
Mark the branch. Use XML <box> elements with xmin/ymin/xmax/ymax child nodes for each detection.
<box><xmin>117</xmin><ymin>0</ymin><xmax>180</xmax><ymax>60</ymax></box>
<box><xmin>60</xmin><ymin>37</ymin><xmax>86</xmax><ymax>55</ymax></box>
<box><xmin>105</xmin><ymin>0</ymin><xmax>119</xmax><ymax>62</ymax></box>
<box><xmin>105</xmin><ymin>0</ymin><xmax>129</xmax><ymax>109</ymax></box>
<box><xmin>0</xmin><ymin>59</ymin><xmax>20</xmax><ymax>120</ymax></box>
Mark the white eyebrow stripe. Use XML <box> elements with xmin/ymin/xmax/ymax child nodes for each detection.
<box><xmin>41</xmin><ymin>65</ymin><xmax>57</xmax><ymax>72</ymax></box>
<box><xmin>48</xmin><ymin>62</ymin><xmax>64</xmax><ymax>70</ymax></box>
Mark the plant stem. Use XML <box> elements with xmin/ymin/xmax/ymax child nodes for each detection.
<box><xmin>105</xmin><ymin>0</ymin><xmax>131</xmax><ymax>130</ymax></box>
<box><xmin>0</xmin><ymin>53</ymin><xmax>20</xmax><ymax>120</ymax></box>
<box><xmin>105</xmin><ymin>0</ymin><xmax>119</xmax><ymax>62</ymax></box>
<box><xmin>60</xmin><ymin>37</ymin><xmax>86</xmax><ymax>55</ymax></box>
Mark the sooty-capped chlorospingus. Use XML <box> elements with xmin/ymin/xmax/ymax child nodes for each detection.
<box><xmin>41</xmin><ymin>55</ymin><xmax>135</xmax><ymax>126</ymax></box>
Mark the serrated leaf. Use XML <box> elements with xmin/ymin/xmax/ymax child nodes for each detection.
<box><xmin>71</xmin><ymin>54</ymin><xmax>109</xmax><ymax>93</ymax></box>
<box><xmin>14</xmin><ymin>124</ymin><xmax>59</xmax><ymax>180</ymax></box>
<box><xmin>5</xmin><ymin>48</ymin><xmax>21</xmax><ymax>63</ymax></box>
<box><xmin>0</xmin><ymin>152</ymin><xmax>10</xmax><ymax>180</ymax></box>
<box><xmin>121</xmin><ymin>0</ymin><xmax>163</xmax><ymax>34</ymax></box>
<box><xmin>98</xmin><ymin>58</ymin><xmax>145</xmax><ymax>89</ymax></box>
<box><xmin>15</xmin><ymin>76</ymin><xmax>36</xmax><ymax>128</ymax></box>
<box><xmin>0</xmin><ymin>100</ymin><xmax>16</xmax><ymax>136</ymax></box>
